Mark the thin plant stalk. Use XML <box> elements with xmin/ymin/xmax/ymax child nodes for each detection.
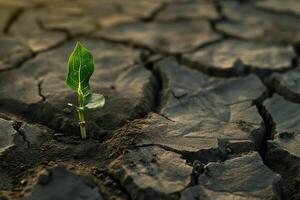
<box><xmin>78</xmin><ymin>91</ymin><xmax>87</xmax><ymax>139</ymax></box>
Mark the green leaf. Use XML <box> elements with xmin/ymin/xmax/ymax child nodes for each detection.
<box><xmin>83</xmin><ymin>93</ymin><xmax>105</xmax><ymax>112</ymax></box>
<box><xmin>66</xmin><ymin>42</ymin><xmax>94</xmax><ymax>96</ymax></box>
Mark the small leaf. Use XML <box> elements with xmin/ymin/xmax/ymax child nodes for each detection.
<box><xmin>66</xmin><ymin>42</ymin><xmax>94</xmax><ymax>96</ymax></box>
<box><xmin>84</xmin><ymin>93</ymin><xmax>105</xmax><ymax>112</ymax></box>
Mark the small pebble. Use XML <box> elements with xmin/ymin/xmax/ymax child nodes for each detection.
<box><xmin>38</xmin><ymin>170</ymin><xmax>51</xmax><ymax>185</ymax></box>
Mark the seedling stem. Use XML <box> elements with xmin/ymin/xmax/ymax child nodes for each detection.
<box><xmin>78</xmin><ymin>92</ymin><xmax>86</xmax><ymax>139</ymax></box>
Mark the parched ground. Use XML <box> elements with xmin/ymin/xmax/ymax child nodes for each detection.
<box><xmin>1</xmin><ymin>0</ymin><xmax>300</xmax><ymax>199</ymax></box>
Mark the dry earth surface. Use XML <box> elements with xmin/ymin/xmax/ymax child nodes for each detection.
<box><xmin>0</xmin><ymin>0</ymin><xmax>300</xmax><ymax>199</ymax></box>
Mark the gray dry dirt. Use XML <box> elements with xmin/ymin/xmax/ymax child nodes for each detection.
<box><xmin>0</xmin><ymin>0</ymin><xmax>300</xmax><ymax>200</ymax></box>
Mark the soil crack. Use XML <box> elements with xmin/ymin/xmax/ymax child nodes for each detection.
<box><xmin>252</xmin><ymin>90</ymin><xmax>275</xmax><ymax>161</ymax></box>
<box><xmin>38</xmin><ymin>80</ymin><xmax>46</xmax><ymax>102</ymax></box>
<box><xmin>36</xmin><ymin>19</ymin><xmax>71</xmax><ymax>40</ymax></box>
<box><xmin>136</xmin><ymin>143</ymin><xmax>227</xmax><ymax>166</ymax></box>
<box><xmin>142</xmin><ymin>2</ymin><xmax>168</xmax><ymax>22</ymax></box>
<box><xmin>12</xmin><ymin>121</ymin><xmax>30</xmax><ymax>147</ymax></box>
<box><xmin>94</xmin><ymin>36</ymin><xmax>159</xmax><ymax>54</ymax></box>
<box><xmin>142</xmin><ymin>54</ymin><xmax>164</xmax><ymax>113</ymax></box>
<box><xmin>3</xmin><ymin>8</ymin><xmax>24</xmax><ymax>34</ymax></box>
<box><xmin>0</xmin><ymin>35</ymin><xmax>69</xmax><ymax>75</ymax></box>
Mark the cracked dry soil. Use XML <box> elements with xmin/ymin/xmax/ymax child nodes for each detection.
<box><xmin>1</xmin><ymin>0</ymin><xmax>300</xmax><ymax>199</ymax></box>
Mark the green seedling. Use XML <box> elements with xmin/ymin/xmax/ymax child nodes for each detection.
<box><xmin>66</xmin><ymin>42</ymin><xmax>105</xmax><ymax>139</ymax></box>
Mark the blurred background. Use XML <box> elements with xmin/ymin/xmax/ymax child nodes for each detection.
<box><xmin>1</xmin><ymin>0</ymin><xmax>300</xmax><ymax>72</ymax></box>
